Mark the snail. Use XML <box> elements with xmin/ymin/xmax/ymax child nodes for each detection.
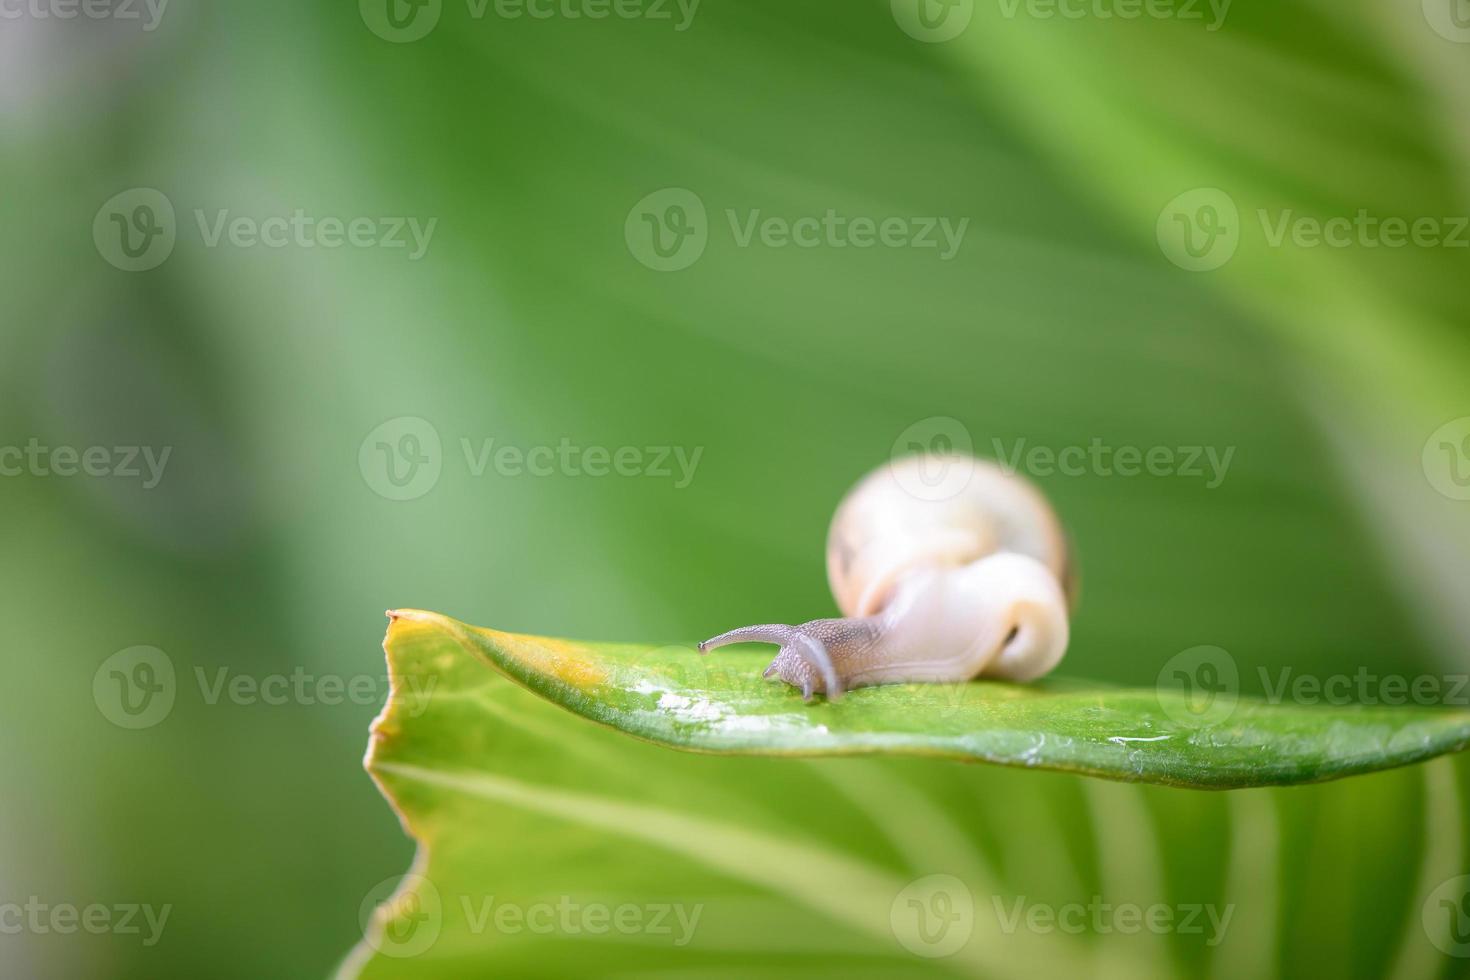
<box><xmin>699</xmin><ymin>453</ymin><xmax>1074</xmax><ymax>701</ymax></box>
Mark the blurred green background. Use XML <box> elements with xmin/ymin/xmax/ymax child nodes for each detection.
<box><xmin>3</xmin><ymin>0</ymin><xmax>1469</xmax><ymax>976</ymax></box>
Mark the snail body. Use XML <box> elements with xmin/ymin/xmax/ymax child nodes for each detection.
<box><xmin>700</xmin><ymin>454</ymin><xmax>1073</xmax><ymax>700</ymax></box>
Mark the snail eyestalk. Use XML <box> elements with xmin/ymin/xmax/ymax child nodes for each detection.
<box><xmin>697</xmin><ymin>625</ymin><xmax>795</xmax><ymax>653</ymax></box>
<box><xmin>698</xmin><ymin>624</ymin><xmax>843</xmax><ymax>701</ymax></box>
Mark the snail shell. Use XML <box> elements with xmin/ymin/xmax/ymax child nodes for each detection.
<box><xmin>827</xmin><ymin>454</ymin><xmax>1071</xmax><ymax>618</ymax></box>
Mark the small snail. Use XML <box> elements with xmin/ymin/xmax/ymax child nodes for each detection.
<box><xmin>700</xmin><ymin>453</ymin><xmax>1074</xmax><ymax>701</ymax></box>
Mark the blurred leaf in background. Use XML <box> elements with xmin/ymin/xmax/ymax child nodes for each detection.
<box><xmin>0</xmin><ymin>0</ymin><xmax>1467</xmax><ymax>976</ymax></box>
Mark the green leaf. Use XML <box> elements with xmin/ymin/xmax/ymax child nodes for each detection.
<box><xmin>371</xmin><ymin>610</ymin><xmax>1470</xmax><ymax>791</ymax></box>
<box><xmin>342</xmin><ymin>609</ymin><xmax>1470</xmax><ymax>979</ymax></box>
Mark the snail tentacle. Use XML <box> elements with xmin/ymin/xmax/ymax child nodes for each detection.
<box><xmin>699</xmin><ymin>623</ymin><xmax>842</xmax><ymax>701</ymax></box>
